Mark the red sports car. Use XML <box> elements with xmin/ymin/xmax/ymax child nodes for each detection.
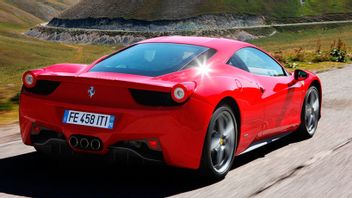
<box><xmin>20</xmin><ymin>36</ymin><xmax>321</xmax><ymax>179</ymax></box>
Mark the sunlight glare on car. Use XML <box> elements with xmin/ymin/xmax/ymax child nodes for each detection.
<box><xmin>195</xmin><ymin>58</ymin><xmax>212</xmax><ymax>78</ymax></box>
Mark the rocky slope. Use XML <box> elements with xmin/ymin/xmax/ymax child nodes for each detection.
<box><xmin>57</xmin><ymin>0</ymin><xmax>352</xmax><ymax>21</ymax></box>
<box><xmin>48</xmin><ymin>14</ymin><xmax>265</xmax><ymax>32</ymax></box>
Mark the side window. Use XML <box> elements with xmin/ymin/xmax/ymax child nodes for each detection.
<box><xmin>228</xmin><ymin>47</ymin><xmax>286</xmax><ymax>77</ymax></box>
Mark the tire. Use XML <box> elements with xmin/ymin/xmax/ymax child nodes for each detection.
<box><xmin>199</xmin><ymin>105</ymin><xmax>238</xmax><ymax>180</ymax></box>
<box><xmin>298</xmin><ymin>86</ymin><xmax>320</xmax><ymax>138</ymax></box>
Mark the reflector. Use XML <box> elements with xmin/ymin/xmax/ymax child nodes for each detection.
<box><xmin>146</xmin><ymin>138</ymin><xmax>161</xmax><ymax>151</ymax></box>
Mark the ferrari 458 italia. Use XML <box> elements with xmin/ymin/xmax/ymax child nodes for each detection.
<box><xmin>20</xmin><ymin>36</ymin><xmax>322</xmax><ymax>179</ymax></box>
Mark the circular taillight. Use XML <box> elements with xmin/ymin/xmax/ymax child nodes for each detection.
<box><xmin>23</xmin><ymin>71</ymin><xmax>36</xmax><ymax>88</ymax></box>
<box><xmin>174</xmin><ymin>87</ymin><xmax>185</xmax><ymax>100</ymax></box>
<box><xmin>171</xmin><ymin>84</ymin><xmax>188</xmax><ymax>103</ymax></box>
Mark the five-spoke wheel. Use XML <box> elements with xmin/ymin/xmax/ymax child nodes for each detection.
<box><xmin>199</xmin><ymin>105</ymin><xmax>237</xmax><ymax>180</ymax></box>
<box><xmin>299</xmin><ymin>86</ymin><xmax>320</xmax><ymax>138</ymax></box>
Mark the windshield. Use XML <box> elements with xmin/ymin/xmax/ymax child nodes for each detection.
<box><xmin>90</xmin><ymin>43</ymin><xmax>210</xmax><ymax>77</ymax></box>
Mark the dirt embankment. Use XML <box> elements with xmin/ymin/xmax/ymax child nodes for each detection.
<box><xmin>26</xmin><ymin>14</ymin><xmax>265</xmax><ymax>45</ymax></box>
<box><xmin>48</xmin><ymin>14</ymin><xmax>265</xmax><ymax>32</ymax></box>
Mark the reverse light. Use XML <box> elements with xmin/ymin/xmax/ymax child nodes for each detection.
<box><xmin>171</xmin><ymin>82</ymin><xmax>196</xmax><ymax>103</ymax></box>
<box><xmin>22</xmin><ymin>71</ymin><xmax>37</xmax><ymax>88</ymax></box>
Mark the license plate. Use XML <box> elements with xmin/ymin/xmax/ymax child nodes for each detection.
<box><xmin>63</xmin><ymin>110</ymin><xmax>115</xmax><ymax>129</ymax></box>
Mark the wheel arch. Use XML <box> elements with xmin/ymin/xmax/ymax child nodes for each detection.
<box><xmin>309</xmin><ymin>79</ymin><xmax>322</xmax><ymax>119</ymax></box>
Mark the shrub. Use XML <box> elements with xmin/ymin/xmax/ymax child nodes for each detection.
<box><xmin>329</xmin><ymin>39</ymin><xmax>347</xmax><ymax>62</ymax></box>
<box><xmin>272</xmin><ymin>51</ymin><xmax>287</xmax><ymax>64</ymax></box>
<box><xmin>0</xmin><ymin>102</ymin><xmax>12</xmax><ymax>111</ymax></box>
<box><xmin>285</xmin><ymin>62</ymin><xmax>298</xmax><ymax>69</ymax></box>
<box><xmin>312</xmin><ymin>52</ymin><xmax>329</xmax><ymax>63</ymax></box>
<box><xmin>288</xmin><ymin>47</ymin><xmax>305</xmax><ymax>62</ymax></box>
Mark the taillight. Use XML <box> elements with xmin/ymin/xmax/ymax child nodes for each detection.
<box><xmin>171</xmin><ymin>82</ymin><xmax>196</xmax><ymax>103</ymax></box>
<box><xmin>22</xmin><ymin>71</ymin><xmax>37</xmax><ymax>88</ymax></box>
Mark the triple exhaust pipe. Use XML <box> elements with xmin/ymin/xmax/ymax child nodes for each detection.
<box><xmin>69</xmin><ymin>135</ymin><xmax>102</xmax><ymax>151</ymax></box>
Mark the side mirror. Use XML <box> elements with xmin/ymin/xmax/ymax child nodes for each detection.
<box><xmin>294</xmin><ymin>69</ymin><xmax>309</xmax><ymax>81</ymax></box>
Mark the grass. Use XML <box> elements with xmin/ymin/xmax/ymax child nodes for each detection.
<box><xmin>250</xmin><ymin>24</ymin><xmax>352</xmax><ymax>72</ymax></box>
<box><xmin>3</xmin><ymin>0</ymin><xmax>79</xmax><ymax>21</ymax></box>
<box><xmin>0</xmin><ymin>105</ymin><xmax>18</xmax><ymax>125</ymax></box>
<box><xmin>0</xmin><ymin>0</ymin><xmax>41</xmax><ymax>26</ymax></box>
<box><xmin>251</xmin><ymin>25</ymin><xmax>352</xmax><ymax>52</ymax></box>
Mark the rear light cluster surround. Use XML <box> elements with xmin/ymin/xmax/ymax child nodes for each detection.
<box><xmin>22</xmin><ymin>70</ymin><xmax>60</xmax><ymax>95</ymax></box>
<box><xmin>22</xmin><ymin>71</ymin><xmax>37</xmax><ymax>88</ymax></box>
<box><xmin>171</xmin><ymin>82</ymin><xmax>197</xmax><ymax>103</ymax></box>
<box><xmin>130</xmin><ymin>81</ymin><xmax>197</xmax><ymax>107</ymax></box>
<box><xmin>22</xmin><ymin>80</ymin><xmax>61</xmax><ymax>95</ymax></box>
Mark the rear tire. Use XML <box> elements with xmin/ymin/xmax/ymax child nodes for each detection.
<box><xmin>298</xmin><ymin>86</ymin><xmax>320</xmax><ymax>138</ymax></box>
<box><xmin>198</xmin><ymin>105</ymin><xmax>238</xmax><ymax>180</ymax></box>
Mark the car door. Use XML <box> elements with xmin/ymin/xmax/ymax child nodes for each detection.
<box><xmin>229</xmin><ymin>47</ymin><xmax>304</xmax><ymax>138</ymax></box>
<box><xmin>227</xmin><ymin>52</ymin><xmax>265</xmax><ymax>147</ymax></box>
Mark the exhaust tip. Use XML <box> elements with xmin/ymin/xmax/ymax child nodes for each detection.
<box><xmin>91</xmin><ymin>139</ymin><xmax>101</xmax><ymax>150</ymax></box>
<box><xmin>80</xmin><ymin>138</ymin><xmax>89</xmax><ymax>149</ymax></box>
<box><xmin>69</xmin><ymin>136</ymin><xmax>79</xmax><ymax>148</ymax></box>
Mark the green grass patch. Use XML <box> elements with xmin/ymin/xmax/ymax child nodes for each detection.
<box><xmin>250</xmin><ymin>24</ymin><xmax>352</xmax><ymax>71</ymax></box>
<box><xmin>251</xmin><ymin>24</ymin><xmax>352</xmax><ymax>51</ymax></box>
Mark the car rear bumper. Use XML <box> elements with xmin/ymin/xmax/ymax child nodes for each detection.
<box><xmin>32</xmin><ymin>138</ymin><xmax>164</xmax><ymax>164</ymax></box>
<box><xmin>19</xmin><ymin>93</ymin><xmax>214</xmax><ymax>169</ymax></box>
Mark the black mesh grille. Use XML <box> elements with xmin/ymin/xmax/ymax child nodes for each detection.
<box><xmin>129</xmin><ymin>89</ymin><xmax>179</xmax><ymax>106</ymax></box>
<box><xmin>23</xmin><ymin>80</ymin><xmax>60</xmax><ymax>95</ymax></box>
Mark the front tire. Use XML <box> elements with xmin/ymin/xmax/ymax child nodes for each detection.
<box><xmin>199</xmin><ymin>105</ymin><xmax>238</xmax><ymax>180</ymax></box>
<box><xmin>298</xmin><ymin>86</ymin><xmax>320</xmax><ymax>138</ymax></box>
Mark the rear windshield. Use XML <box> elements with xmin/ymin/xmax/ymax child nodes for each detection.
<box><xmin>90</xmin><ymin>43</ymin><xmax>211</xmax><ymax>77</ymax></box>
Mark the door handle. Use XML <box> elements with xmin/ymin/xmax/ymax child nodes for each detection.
<box><xmin>259</xmin><ymin>86</ymin><xmax>265</xmax><ymax>93</ymax></box>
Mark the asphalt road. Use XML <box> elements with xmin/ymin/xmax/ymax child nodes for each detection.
<box><xmin>0</xmin><ymin>65</ymin><xmax>351</xmax><ymax>198</ymax></box>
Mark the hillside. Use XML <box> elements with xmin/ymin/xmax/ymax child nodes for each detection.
<box><xmin>0</xmin><ymin>0</ymin><xmax>79</xmax><ymax>26</ymax></box>
<box><xmin>58</xmin><ymin>0</ymin><xmax>352</xmax><ymax>21</ymax></box>
<box><xmin>6</xmin><ymin>0</ymin><xmax>79</xmax><ymax>21</ymax></box>
<box><xmin>0</xmin><ymin>0</ymin><xmax>41</xmax><ymax>26</ymax></box>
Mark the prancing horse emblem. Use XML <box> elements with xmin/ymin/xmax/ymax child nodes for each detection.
<box><xmin>88</xmin><ymin>86</ymin><xmax>95</xmax><ymax>98</ymax></box>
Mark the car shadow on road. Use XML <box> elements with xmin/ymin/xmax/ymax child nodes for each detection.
<box><xmin>0</xmin><ymin>133</ymin><xmax>304</xmax><ymax>197</ymax></box>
